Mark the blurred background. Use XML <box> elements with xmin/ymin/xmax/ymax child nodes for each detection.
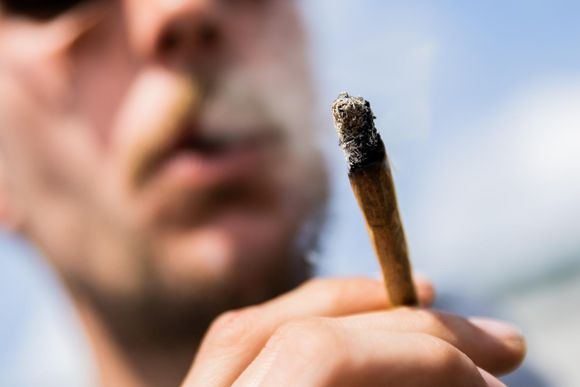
<box><xmin>1</xmin><ymin>1</ymin><xmax>579</xmax><ymax>386</ymax></box>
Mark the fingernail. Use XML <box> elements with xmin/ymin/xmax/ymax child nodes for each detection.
<box><xmin>469</xmin><ymin>317</ymin><xmax>523</xmax><ymax>343</ymax></box>
<box><xmin>478</xmin><ymin>367</ymin><xmax>507</xmax><ymax>387</ymax></box>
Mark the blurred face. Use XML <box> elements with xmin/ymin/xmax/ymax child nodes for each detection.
<box><xmin>0</xmin><ymin>0</ymin><xmax>327</xmax><ymax>319</ymax></box>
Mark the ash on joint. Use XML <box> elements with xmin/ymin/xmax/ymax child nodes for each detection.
<box><xmin>331</xmin><ymin>92</ymin><xmax>385</xmax><ymax>170</ymax></box>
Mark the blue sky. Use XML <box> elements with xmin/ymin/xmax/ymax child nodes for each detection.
<box><xmin>301</xmin><ymin>0</ymin><xmax>580</xmax><ymax>295</ymax></box>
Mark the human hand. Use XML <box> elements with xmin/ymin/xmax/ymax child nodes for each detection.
<box><xmin>182</xmin><ymin>277</ymin><xmax>525</xmax><ymax>387</ymax></box>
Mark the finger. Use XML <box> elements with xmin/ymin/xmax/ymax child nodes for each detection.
<box><xmin>336</xmin><ymin>309</ymin><xmax>526</xmax><ymax>375</ymax></box>
<box><xmin>478</xmin><ymin>368</ymin><xmax>508</xmax><ymax>387</ymax></box>
<box><xmin>411</xmin><ymin>273</ymin><xmax>435</xmax><ymax>306</ymax></box>
<box><xmin>234</xmin><ymin>324</ymin><xmax>489</xmax><ymax>387</ymax></box>
<box><xmin>183</xmin><ymin>276</ymin><xmax>433</xmax><ymax>387</ymax></box>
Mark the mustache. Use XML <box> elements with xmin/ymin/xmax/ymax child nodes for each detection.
<box><xmin>112</xmin><ymin>57</ymin><xmax>316</xmax><ymax>193</ymax></box>
<box><xmin>194</xmin><ymin>66</ymin><xmax>309</xmax><ymax>144</ymax></box>
<box><xmin>114</xmin><ymin>68</ymin><xmax>289</xmax><ymax>191</ymax></box>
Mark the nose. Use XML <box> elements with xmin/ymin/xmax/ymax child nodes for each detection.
<box><xmin>125</xmin><ymin>0</ymin><xmax>223</xmax><ymax>70</ymax></box>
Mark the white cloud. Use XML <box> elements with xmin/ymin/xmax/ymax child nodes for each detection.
<box><xmin>411</xmin><ymin>78</ymin><xmax>580</xmax><ymax>294</ymax></box>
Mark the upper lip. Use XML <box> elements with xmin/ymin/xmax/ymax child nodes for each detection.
<box><xmin>137</xmin><ymin>120</ymin><xmax>283</xmax><ymax>186</ymax></box>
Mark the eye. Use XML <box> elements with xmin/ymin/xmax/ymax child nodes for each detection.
<box><xmin>1</xmin><ymin>0</ymin><xmax>97</xmax><ymax>21</ymax></box>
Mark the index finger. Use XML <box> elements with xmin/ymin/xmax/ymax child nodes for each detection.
<box><xmin>183</xmin><ymin>276</ymin><xmax>434</xmax><ymax>387</ymax></box>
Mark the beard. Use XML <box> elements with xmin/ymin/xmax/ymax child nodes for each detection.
<box><xmin>67</xmin><ymin>205</ymin><xmax>327</xmax><ymax>350</ymax></box>
<box><xmin>70</xmin><ymin>245</ymin><xmax>315</xmax><ymax>349</ymax></box>
<box><xmin>64</xmin><ymin>148</ymin><xmax>329</xmax><ymax>349</ymax></box>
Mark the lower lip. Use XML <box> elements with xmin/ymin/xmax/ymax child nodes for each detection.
<box><xmin>152</xmin><ymin>143</ymin><xmax>265</xmax><ymax>189</ymax></box>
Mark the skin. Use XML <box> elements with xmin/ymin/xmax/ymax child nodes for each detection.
<box><xmin>0</xmin><ymin>1</ymin><xmax>526</xmax><ymax>386</ymax></box>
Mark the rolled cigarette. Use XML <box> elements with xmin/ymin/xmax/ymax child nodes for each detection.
<box><xmin>332</xmin><ymin>92</ymin><xmax>418</xmax><ymax>307</ymax></box>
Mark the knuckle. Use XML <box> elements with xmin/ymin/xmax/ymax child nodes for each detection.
<box><xmin>205</xmin><ymin>307</ymin><xmax>259</xmax><ymax>348</ymax></box>
<box><xmin>273</xmin><ymin>318</ymin><xmax>326</xmax><ymax>344</ymax></box>
<box><xmin>414</xmin><ymin>310</ymin><xmax>446</xmax><ymax>332</ymax></box>
<box><xmin>272</xmin><ymin>318</ymin><xmax>345</xmax><ymax>365</ymax></box>
<box><xmin>436</xmin><ymin>343</ymin><xmax>468</xmax><ymax>373</ymax></box>
<box><xmin>395</xmin><ymin>308</ymin><xmax>446</xmax><ymax>335</ymax></box>
<box><xmin>419</xmin><ymin>334</ymin><xmax>482</xmax><ymax>384</ymax></box>
<box><xmin>299</xmin><ymin>278</ymin><xmax>328</xmax><ymax>294</ymax></box>
<box><xmin>300</xmin><ymin>278</ymin><xmax>358</xmax><ymax>310</ymax></box>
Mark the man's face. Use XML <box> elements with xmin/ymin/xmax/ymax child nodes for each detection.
<box><xmin>0</xmin><ymin>0</ymin><xmax>327</xmax><ymax>316</ymax></box>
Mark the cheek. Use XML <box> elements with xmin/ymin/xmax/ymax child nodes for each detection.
<box><xmin>0</xmin><ymin>10</ymin><xmax>142</xmax><ymax>211</ymax></box>
<box><xmin>70</xmin><ymin>8</ymin><xmax>137</xmax><ymax>149</ymax></box>
<box><xmin>0</xmin><ymin>59</ymin><xmax>107</xmax><ymax>223</ymax></box>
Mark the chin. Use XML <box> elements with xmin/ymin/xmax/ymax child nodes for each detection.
<box><xmin>153</xmin><ymin>205</ymin><xmax>300</xmax><ymax>286</ymax></box>
<box><xmin>88</xmin><ymin>145</ymin><xmax>328</xmax><ymax>316</ymax></box>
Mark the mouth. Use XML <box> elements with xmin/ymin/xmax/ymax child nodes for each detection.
<box><xmin>142</xmin><ymin>125</ymin><xmax>283</xmax><ymax>190</ymax></box>
<box><xmin>172</xmin><ymin>128</ymin><xmax>276</xmax><ymax>156</ymax></box>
